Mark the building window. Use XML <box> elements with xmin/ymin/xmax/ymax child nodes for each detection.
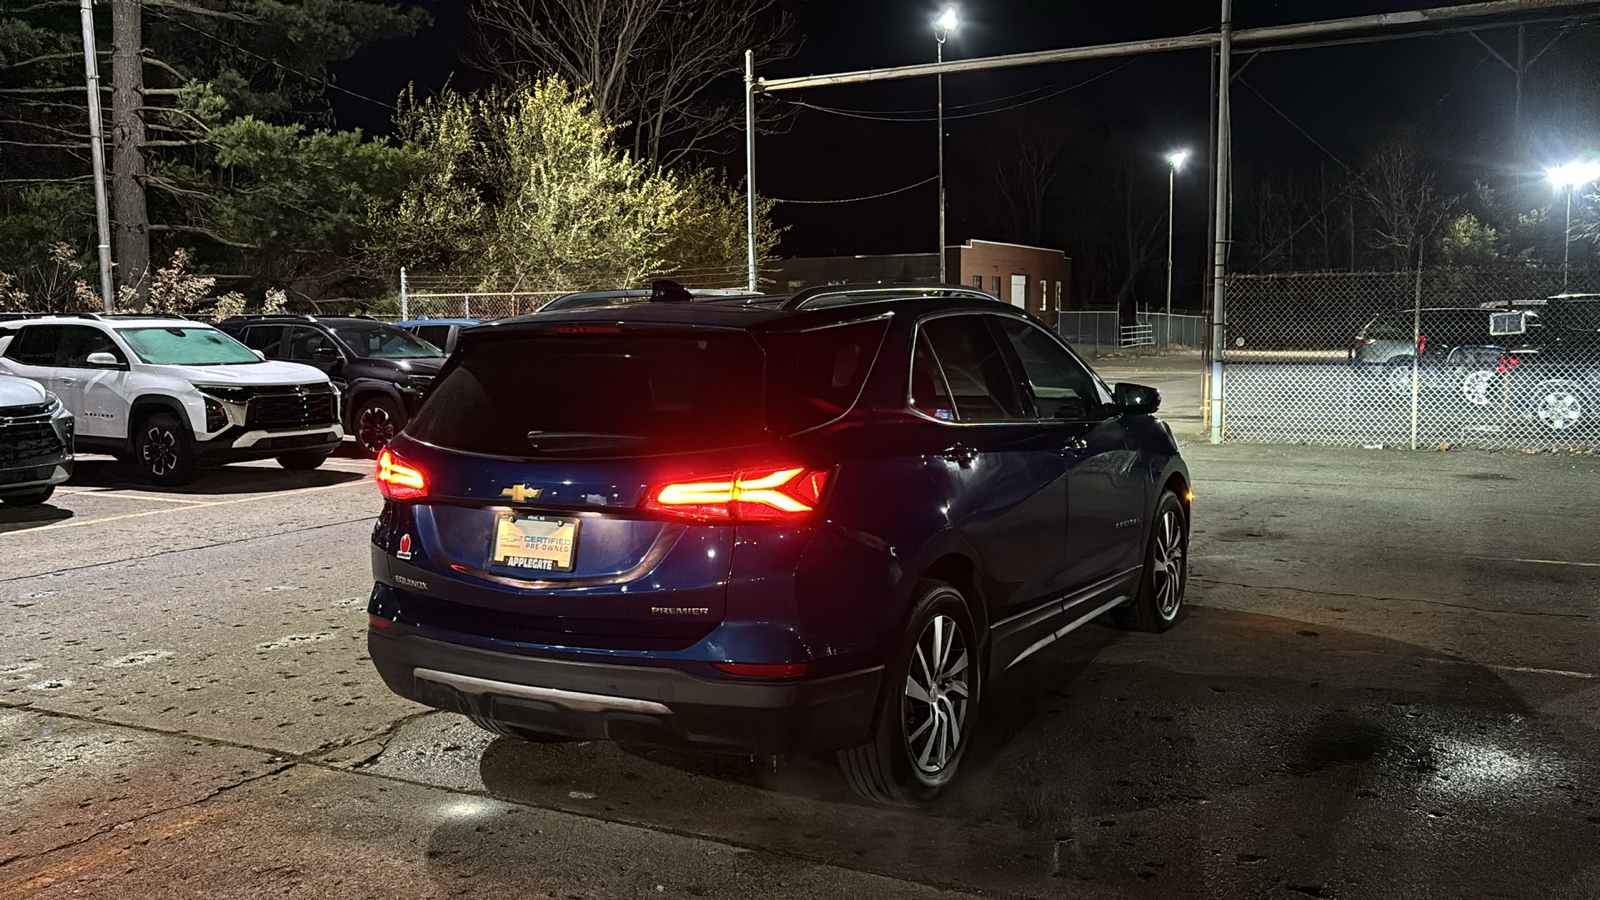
<box><xmin>991</xmin><ymin>275</ymin><xmax>1001</xmax><ymax>294</ymax></box>
<box><xmin>973</xmin><ymin>276</ymin><xmax>983</xmax><ymax>289</ymax></box>
<box><xmin>1038</xmin><ymin>279</ymin><xmax>1046</xmax><ymax>310</ymax></box>
<box><xmin>1054</xmin><ymin>281</ymin><xmax>1062</xmax><ymax>310</ymax></box>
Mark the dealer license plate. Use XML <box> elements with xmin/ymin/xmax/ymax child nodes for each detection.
<box><xmin>490</xmin><ymin>514</ymin><xmax>580</xmax><ymax>573</ymax></box>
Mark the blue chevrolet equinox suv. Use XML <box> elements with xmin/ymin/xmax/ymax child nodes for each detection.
<box><xmin>366</xmin><ymin>284</ymin><xmax>1191</xmax><ymax>805</ymax></box>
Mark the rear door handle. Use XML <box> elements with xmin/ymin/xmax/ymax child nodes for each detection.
<box><xmin>58</xmin><ymin>377</ymin><xmax>77</xmax><ymax>385</ymax></box>
<box><xmin>934</xmin><ymin>445</ymin><xmax>978</xmax><ymax>468</ymax></box>
<box><xmin>1061</xmin><ymin>438</ymin><xmax>1089</xmax><ymax>454</ymax></box>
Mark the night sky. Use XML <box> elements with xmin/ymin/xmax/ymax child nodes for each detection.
<box><xmin>329</xmin><ymin>1</ymin><xmax>1600</xmax><ymax>284</ymax></box>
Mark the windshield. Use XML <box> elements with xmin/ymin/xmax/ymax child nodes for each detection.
<box><xmin>330</xmin><ymin>322</ymin><xmax>441</xmax><ymax>359</ymax></box>
<box><xmin>118</xmin><ymin>327</ymin><xmax>260</xmax><ymax>366</ymax></box>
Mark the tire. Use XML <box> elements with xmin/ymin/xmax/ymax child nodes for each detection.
<box><xmin>276</xmin><ymin>450</ymin><xmax>329</xmax><ymax>471</ymax></box>
<box><xmin>1528</xmin><ymin>380</ymin><xmax>1587</xmax><ymax>432</ymax></box>
<box><xmin>352</xmin><ymin>395</ymin><xmax>403</xmax><ymax>458</ymax></box>
<box><xmin>1113</xmin><ymin>491</ymin><xmax>1189</xmax><ymax>633</ymax></box>
<box><xmin>467</xmin><ymin>714</ymin><xmax>575</xmax><ymax>744</ymax></box>
<box><xmin>0</xmin><ymin>485</ymin><xmax>55</xmax><ymax>506</ymax></box>
<box><xmin>839</xmin><ymin>579</ymin><xmax>980</xmax><ymax>806</ymax></box>
<box><xmin>134</xmin><ymin>412</ymin><xmax>198</xmax><ymax>486</ymax></box>
<box><xmin>1383</xmin><ymin>356</ymin><xmax>1416</xmax><ymax>393</ymax></box>
<box><xmin>1460</xmin><ymin>369</ymin><xmax>1494</xmax><ymax>407</ymax></box>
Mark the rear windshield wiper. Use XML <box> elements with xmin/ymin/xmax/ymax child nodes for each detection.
<box><xmin>525</xmin><ymin>431</ymin><xmax>649</xmax><ymax>453</ymax></box>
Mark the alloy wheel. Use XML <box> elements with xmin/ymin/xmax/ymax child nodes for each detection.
<box><xmin>902</xmin><ymin>614</ymin><xmax>970</xmax><ymax>777</ymax></box>
<box><xmin>1152</xmin><ymin>508</ymin><xmax>1186</xmax><ymax>620</ymax></box>
<box><xmin>1535</xmin><ymin>389</ymin><xmax>1583</xmax><ymax>431</ymax></box>
<box><xmin>142</xmin><ymin>427</ymin><xmax>180</xmax><ymax>476</ymax></box>
<box><xmin>358</xmin><ymin>405</ymin><xmax>395</xmax><ymax>454</ymax></box>
<box><xmin>1461</xmin><ymin>370</ymin><xmax>1494</xmax><ymax>407</ymax></box>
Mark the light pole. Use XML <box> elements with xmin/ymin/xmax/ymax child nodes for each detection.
<box><xmin>1164</xmin><ymin>150</ymin><xmax>1189</xmax><ymax>348</ymax></box>
<box><xmin>934</xmin><ymin>6</ymin><xmax>958</xmax><ymax>285</ymax></box>
<box><xmin>1547</xmin><ymin>159</ymin><xmax>1600</xmax><ymax>292</ymax></box>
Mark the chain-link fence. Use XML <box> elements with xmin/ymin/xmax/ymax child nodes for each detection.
<box><xmin>1221</xmin><ymin>267</ymin><xmax>1600</xmax><ymax>450</ymax></box>
<box><xmin>1058</xmin><ymin>310</ymin><xmax>1205</xmax><ymax>355</ymax></box>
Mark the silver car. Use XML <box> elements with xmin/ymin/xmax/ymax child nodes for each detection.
<box><xmin>0</xmin><ymin>372</ymin><xmax>74</xmax><ymax>506</ymax></box>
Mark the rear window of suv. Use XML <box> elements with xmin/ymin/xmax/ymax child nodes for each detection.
<box><xmin>409</xmin><ymin>320</ymin><xmax>889</xmax><ymax>458</ymax></box>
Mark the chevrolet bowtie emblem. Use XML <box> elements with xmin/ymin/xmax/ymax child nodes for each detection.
<box><xmin>500</xmin><ymin>484</ymin><xmax>543</xmax><ymax>503</ymax></box>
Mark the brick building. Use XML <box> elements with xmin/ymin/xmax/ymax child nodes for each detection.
<box><xmin>769</xmin><ymin>240</ymin><xmax>1073</xmax><ymax>327</ymax></box>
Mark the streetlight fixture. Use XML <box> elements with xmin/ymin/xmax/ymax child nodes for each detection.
<box><xmin>1163</xmin><ymin>150</ymin><xmax>1190</xmax><ymax>347</ymax></box>
<box><xmin>934</xmin><ymin>6</ymin><xmax>958</xmax><ymax>284</ymax></box>
<box><xmin>1547</xmin><ymin>159</ymin><xmax>1600</xmax><ymax>292</ymax></box>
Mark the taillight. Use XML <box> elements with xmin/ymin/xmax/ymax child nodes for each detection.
<box><xmin>376</xmin><ymin>449</ymin><xmax>427</xmax><ymax>500</ymax></box>
<box><xmin>712</xmin><ymin>662</ymin><xmax>809</xmax><ymax>678</ymax></box>
<box><xmin>644</xmin><ymin>465</ymin><xmax>830</xmax><ymax>522</ymax></box>
<box><xmin>1496</xmin><ymin>356</ymin><xmax>1521</xmax><ymax>375</ymax></box>
<box><xmin>1417</xmin><ymin>333</ymin><xmax>1428</xmax><ymax>354</ymax></box>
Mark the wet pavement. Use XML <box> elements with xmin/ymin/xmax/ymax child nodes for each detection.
<box><xmin>1</xmin><ymin>440</ymin><xmax>1597</xmax><ymax>899</ymax></box>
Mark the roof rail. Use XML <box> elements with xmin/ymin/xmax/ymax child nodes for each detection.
<box><xmin>219</xmin><ymin>314</ymin><xmax>317</xmax><ymax>322</ymax></box>
<box><xmin>780</xmin><ymin>284</ymin><xmax>997</xmax><ymax>311</ymax></box>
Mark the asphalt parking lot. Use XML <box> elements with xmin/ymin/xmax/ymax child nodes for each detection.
<box><xmin>2</xmin><ymin>420</ymin><xmax>1598</xmax><ymax>898</ymax></box>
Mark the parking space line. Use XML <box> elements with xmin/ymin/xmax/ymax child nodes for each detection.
<box><xmin>1470</xmin><ymin>556</ymin><xmax>1600</xmax><ymax>569</ymax></box>
<box><xmin>56</xmin><ymin>490</ymin><xmax>211</xmax><ymax>505</ymax></box>
<box><xmin>5</xmin><ymin>480</ymin><xmax>370</xmax><ymax>535</ymax></box>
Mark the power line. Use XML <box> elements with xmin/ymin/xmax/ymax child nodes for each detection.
<box><xmin>785</xmin><ymin>58</ymin><xmax>1143</xmax><ymax>123</ymax></box>
<box><xmin>771</xmin><ymin>175</ymin><xmax>937</xmax><ymax>204</ymax></box>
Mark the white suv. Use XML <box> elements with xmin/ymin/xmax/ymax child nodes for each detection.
<box><xmin>0</xmin><ymin>315</ymin><xmax>342</xmax><ymax>485</ymax></box>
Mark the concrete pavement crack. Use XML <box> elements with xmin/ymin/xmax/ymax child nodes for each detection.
<box><xmin>0</xmin><ymin>761</ymin><xmax>294</xmax><ymax>875</ymax></box>
<box><xmin>1194</xmin><ymin>577</ymin><xmax>1596</xmax><ymax>620</ymax></box>
<box><xmin>0</xmin><ymin>703</ymin><xmax>1004</xmax><ymax>899</ymax></box>
<box><xmin>0</xmin><ymin>517</ymin><xmax>373</xmax><ymax>584</ymax></box>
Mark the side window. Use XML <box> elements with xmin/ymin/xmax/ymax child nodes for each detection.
<box><xmin>910</xmin><ymin>330</ymin><xmax>956</xmax><ymax>421</ymax></box>
<box><xmin>59</xmin><ymin>325</ymin><xmax>123</xmax><ymax>367</ymax></box>
<box><xmin>918</xmin><ymin>315</ymin><xmax>1027</xmax><ymax>422</ymax></box>
<box><xmin>242</xmin><ymin>326</ymin><xmax>285</xmax><ymax>356</ymax></box>
<box><xmin>995</xmin><ymin>317</ymin><xmax>1109</xmax><ymax>420</ymax></box>
<box><xmin>3</xmin><ymin>325</ymin><xmax>63</xmax><ymax>366</ymax></box>
<box><xmin>288</xmin><ymin>327</ymin><xmax>339</xmax><ymax>362</ymax></box>
<box><xmin>414</xmin><ymin>325</ymin><xmax>449</xmax><ymax>350</ymax></box>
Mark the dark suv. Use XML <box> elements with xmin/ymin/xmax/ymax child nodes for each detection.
<box><xmin>365</xmin><ymin>285</ymin><xmax>1191</xmax><ymax>805</ymax></box>
<box><xmin>220</xmin><ymin>316</ymin><xmax>444</xmax><ymax>456</ymax></box>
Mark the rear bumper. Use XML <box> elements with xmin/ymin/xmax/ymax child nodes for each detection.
<box><xmin>367</xmin><ymin>626</ymin><xmax>882</xmax><ymax>754</ymax></box>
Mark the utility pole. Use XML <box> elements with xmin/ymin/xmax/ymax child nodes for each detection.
<box><xmin>1208</xmin><ymin>0</ymin><xmax>1233</xmax><ymax>445</ymax></box>
<box><xmin>111</xmin><ymin>0</ymin><xmax>150</xmax><ymax>307</ymax></box>
<box><xmin>78</xmin><ymin>0</ymin><xmax>113</xmax><ymax>312</ymax></box>
<box><xmin>745</xmin><ymin>50</ymin><xmax>758</xmax><ymax>294</ymax></box>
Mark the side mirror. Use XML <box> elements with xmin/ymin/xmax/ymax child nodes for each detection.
<box><xmin>252</xmin><ymin>349</ymin><xmax>267</xmax><ymax>361</ymax></box>
<box><xmin>1114</xmin><ymin>382</ymin><xmax>1161</xmax><ymax>415</ymax></box>
<box><xmin>85</xmin><ymin>351</ymin><xmax>120</xmax><ymax>368</ymax></box>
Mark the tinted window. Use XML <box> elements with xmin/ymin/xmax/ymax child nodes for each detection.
<box><xmin>1363</xmin><ymin>314</ymin><xmax>1408</xmax><ymax>341</ymax></box>
<box><xmin>241</xmin><ymin>326</ymin><xmax>285</xmax><ymax>355</ymax></box>
<box><xmin>412</xmin><ymin>325</ymin><xmax>451</xmax><ymax>350</ymax></box>
<box><xmin>910</xmin><ymin>331</ymin><xmax>956</xmax><ymax>421</ymax></box>
<box><xmin>917</xmin><ymin>315</ymin><xmax>1026</xmax><ymax>421</ymax></box>
<box><xmin>758</xmin><ymin>319</ymin><xmax>888</xmax><ymax>435</ymax></box>
<box><xmin>410</xmin><ymin>330</ymin><xmax>767</xmax><ymax>458</ymax></box>
<box><xmin>288</xmin><ymin>326</ymin><xmax>341</xmax><ymax>362</ymax></box>
<box><xmin>995</xmin><ymin>318</ymin><xmax>1108</xmax><ymax>419</ymax></box>
<box><xmin>4</xmin><ymin>325</ymin><xmax>63</xmax><ymax>366</ymax></box>
<box><xmin>329</xmin><ymin>321</ymin><xmax>441</xmax><ymax>360</ymax></box>
<box><xmin>119</xmin><ymin>327</ymin><xmax>255</xmax><ymax>365</ymax></box>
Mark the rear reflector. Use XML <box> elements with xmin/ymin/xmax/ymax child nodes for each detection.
<box><xmin>712</xmin><ymin>662</ymin><xmax>809</xmax><ymax>678</ymax></box>
<box><xmin>645</xmin><ymin>465</ymin><xmax>829</xmax><ymax>522</ymax></box>
<box><xmin>368</xmin><ymin>614</ymin><xmax>391</xmax><ymax>629</ymax></box>
<box><xmin>376</xmin><ymin>449</ymin><xmax>427</xmax><ymax>501</ymax></box>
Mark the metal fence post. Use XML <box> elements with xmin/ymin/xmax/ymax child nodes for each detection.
<box><xmin>399</xmin><ymin>267</ymin><xmax>408</xmax><ymax>320</ymax></box>
<box><xmin>1409</xmin><ymin>258</ymin><xmax>1423</xmax><ymax>451</ymax></box>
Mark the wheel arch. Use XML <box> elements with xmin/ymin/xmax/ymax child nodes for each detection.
<box><xmin>916</xmin><ymin>552</ymin><xmax>989</xmax><ymax>661</ymax></box>
<box><xmin>129</xmin><ymin>394</ymin><xmax>193</xmax><ymax>439</ymax></box>
<box><xmin>344</xmin><ymin>381</ymin><xmax>405</xmax><ymax>430</ymax></box>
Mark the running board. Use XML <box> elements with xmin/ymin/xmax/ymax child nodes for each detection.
<box><xmin>1004</xmin><ymin>594</ymin><xmax>1130</xmax><ymax>670</ymax></box>
<box><xmin>414</xmin><ymin>667</ymin><xmax>672</xmax><ymax>716</ymax></box>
